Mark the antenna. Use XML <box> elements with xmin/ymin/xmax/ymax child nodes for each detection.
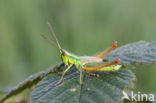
<box><xmin>40</xmin><ymin>33</ymin><xmax>60</xmax><ymax>50</ymax></box>
<box><xmin>47</xmin><ymin>22</ymin><xmax>61</xmax><ymax>49</ymax></box>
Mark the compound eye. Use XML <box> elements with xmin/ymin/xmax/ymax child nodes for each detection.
<box><xmin>62</xmin><ymin>51</ymin><xmax>66</xmax><ymax>56</ymax></box>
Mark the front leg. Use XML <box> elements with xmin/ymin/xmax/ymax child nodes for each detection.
<box><xmin>55</xmin><ymin>64</ymin><xmax>73</xmax><ymax>86</ymax></box>
<box><xmin>57</xmin><ymin>64</ymin><xmax>68</xmax><ymax>75</ymax></box>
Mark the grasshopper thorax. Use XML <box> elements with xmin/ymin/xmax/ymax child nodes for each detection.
<box><xmin>60</xmin><ymin>49</ymin><xmax>81</xmax><ymax>66</ymax></box>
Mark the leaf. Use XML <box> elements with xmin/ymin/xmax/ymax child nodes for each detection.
<box><xmin>0</xmin><ymin>63</ymin><xmax>63</xmax><ymax>103</ymax></box>
<box><xmin>104</xmin><ymin>41</ymin><xmax>156</xmax><ymax>65</ymax></box>
<box><xmin>0</xmin><ymin>86</ymin><xmax>14</xmax><ymax>99</ymax></box>
<box><xmin>30</xmin><ymin>65</ymin><xmax>135</xmax><ymax>103</ymax></box>
<box><xmin>0</xmin><ymin>73</ymin><xmax>43</xmax><ymax>103</ymax></box>
<box><xmin>2</xmin><ymin>41</ymin><xmax>156</xmax><ymax>103</ymax></box>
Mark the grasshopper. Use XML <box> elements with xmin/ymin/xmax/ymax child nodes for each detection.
<box><xmin>41</xmin><ymin>23</ymin><xmax>121</xmax><ymax>86</ymax></box>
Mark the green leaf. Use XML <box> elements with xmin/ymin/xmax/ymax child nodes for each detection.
<box><xmin>30</xmin><ymin>65</ymin><xmax>135</xmax><ymax>103</ymax></box>
<box><xmin>104</xmin><ymin>41</ymin><xmax>156</xmax><ymax>65</ymax></box>
<box><xmin>2</xmin><ymin>41</ymin><xmax>156</xmax><ymax>103</ymax></box>
<box><xmin>0</xmin><ymin>73</ymin><xmax>43</xmax><ymax>103</ymax></box>
<box><xmin>0</xmin><ymin>63</ymin><xmax>63</xmax><ymax>103</ymax></box>
<box><xmin>0</xmin><ymin>87</ymin><xmax>13</xmax><ymax>99</ymax></box>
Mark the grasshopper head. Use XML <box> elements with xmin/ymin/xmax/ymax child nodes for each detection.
<box><xmin>61</xmin><ymin>49</ymin><xmax>66</xmax><ymax>56</ymax></box>
<box><xmin>41</xmin><ymin>23</ymin><xmax>79</xmax><ymax>66</ymax></box>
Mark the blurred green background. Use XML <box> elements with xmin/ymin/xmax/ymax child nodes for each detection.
<box><xmin>0</xmin><ymin>0</ymin><xmax>156</xmax><ymax>93</ymax></box>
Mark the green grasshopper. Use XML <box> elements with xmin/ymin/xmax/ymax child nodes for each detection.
<box><xmin>41</xmin><ymin>23</ymin><xmax>121</xmax><ymax>86</ymax></box>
